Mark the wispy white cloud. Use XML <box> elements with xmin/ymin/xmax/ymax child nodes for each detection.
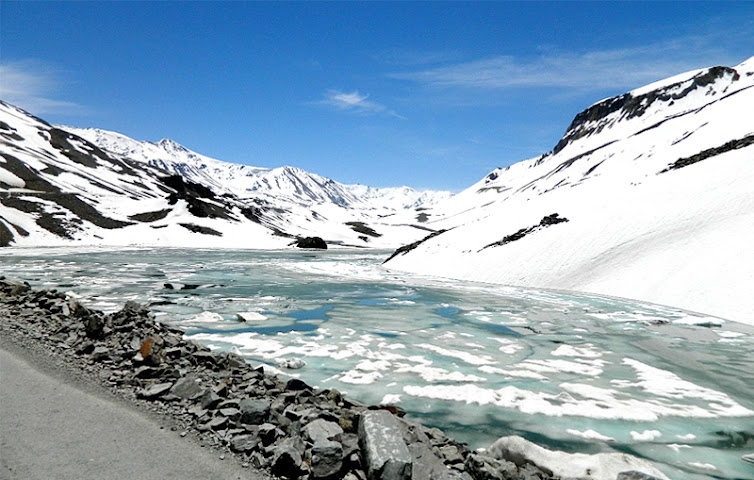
<box><xmin>390</xmin><ymin>40</ymin><xmax>747</xmax><ymax>92</ymax></box>
<box><xmin>0</xmin><ymin>61</ymin><xmax>82</xmax><ymax>114</ymax></box>
<box><xmin>314</xmin><ymin>89</ymin><xmax>404</xmax><ymax>118</ymax></box>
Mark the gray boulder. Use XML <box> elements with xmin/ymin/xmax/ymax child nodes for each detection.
<box><xmin>258</xmin><ymin>423</ymin><xmax>279</xmax><ymax>446</ymax></box>
<box><xmin>271</xmin><ymin>436</ymin><xmax>306</xmax><ymax>478</ymax></box>
<box><xmin>311</xmin><ymin>439</ymin><xmax>344</xmax><ymax>478</ymax></box>
<box><xmin>617</xmin><ymin>472</ymin><xmax>665</xmax><ymax>480</ymax></box>
<box><xmin>84</xmin><ymin>314</ymin><xmax>106</xmax><ymax>339</ymax></box>
<box><xmin>358</xmin><ymin>410</ymin><xmax>412</xmax><ymax>480</ymax></box>
<box><xmin>304</xmin><ymin>418</ymin><xmax>344</xmax><ymax>443</ymax></box>
<box><xmin>240</xmin><ymin>398</ymin><xmax>271</xmax><ymax>425</ymax></box>
<box><xmin>464</xmin><ymin>453</ymin><xmax>518</xmax><ymax>480</ymax></box>
<box><xmin>295</xmin><ymin>236</ymin><xmax>327</xmax><ymax>249</ymax></box>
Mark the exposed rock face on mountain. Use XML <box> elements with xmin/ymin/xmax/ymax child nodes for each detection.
<box><xmin>0</xmin><ymin>101</ymin><xmax>448</xmax><ymax>248</ymax></box>
<box><xmin>385</xmin><ymin>56</ymin><xmax>754</xmax><ymax>325</ymax></box>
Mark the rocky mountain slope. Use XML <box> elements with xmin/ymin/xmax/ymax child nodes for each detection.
<box><xmin>0</xmin><ymin>102</ymin><xmax>447</xmax><ymax>249</ymax></box>
<box><xmin>385</xmin><ymin>56</ymin><xmax>754</xmax><ymax>325</ymax></box>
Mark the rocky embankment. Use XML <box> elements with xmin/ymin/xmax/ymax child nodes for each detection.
<box><xmin>0</xmin><ymin>278</ymin><xmax>664</xmax><ymax>480</ymax></box>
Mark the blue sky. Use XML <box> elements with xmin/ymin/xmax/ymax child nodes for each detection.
<box><xmin>1</xmin><ymin>1</ymin><xmax>752</xmax><ymax>191</ymax></box>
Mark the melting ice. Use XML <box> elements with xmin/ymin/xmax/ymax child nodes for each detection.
<box><xmin>3</xmin><ymin>247</ymin><xmax>753</xmax><ymax>480</ymax></box>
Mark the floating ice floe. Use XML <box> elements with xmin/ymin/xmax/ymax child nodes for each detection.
<box><xmin>276</xmin><ymin>357</ymin><xmax>307</xmax><ymax>369</ymax></box>
<box><xmin>380</xmin><ymin>394</ymin><xmax>402</xmax><ymax>405</ymax></box>
<box><xmin>236</xmin><ymin>311</ymin><xmax>267</xmax><ymax>322</ymax></box>
<box><xmin>631</xmin><ymin>430</ymin><xmax>662</xmax><ymax>442</ymax></box>
<box><xmin>566</xmin><ymin>429</ymin><xmax>615</xmax><ymax>442</ymax></box>
<box><xmin>186</xmin><ymin>311</ymin><xmax>224</xmax><ymax>323</ymax></box>
<box><xmin>688</xmin><ymin>461</ymin><xmax>718</xmax><ymax>471</ymax></box>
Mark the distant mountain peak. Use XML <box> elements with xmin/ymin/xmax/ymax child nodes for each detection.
<box><xmin>156</xmin><ymin>138</ymin><xmax>194</xmax><ymax>156</ymax></box>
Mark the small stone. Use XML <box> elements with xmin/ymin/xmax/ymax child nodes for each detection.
<box><xmin>199</xmin><ymin>390</ymin><xmax>222</xmax><ymax>409</ymax></box>
<box><xmin>90</xmin><ymin>346</ymin><xmax>110</xmax><ymax>361</ymax></box>
<box><xmin>438</xmin><ymin>445</ymin><xmax>465</xmax><ymax>464</ymax></box>
<box><xmin>219</xmin><ymin>407</ymin><xmax>241</xmax><ymax>419</ymax></box>
<box><xmin>208</xmin><ymin>416</ymin><xmax>228</xmax><ymax>430</ymax></box>
<box><xmin>231</xmin><ymin>434</ymin><xmax>260</xmax><ymax>453</ymax></box>
<box><xmin>170</xmin><ymin>375</ymin><xmax>203</xmax><ymax>399</ymax></box>
<box><xmin>138</xmin><ymin>382</ymin><xmax>173</xmax><ymax>399</ymax></box>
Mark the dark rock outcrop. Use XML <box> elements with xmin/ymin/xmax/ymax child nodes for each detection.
<box><xmin>129</xmin><ymin>209</ymin><xmax>171</xmax><ymax>223</ymax></box>
<box><xmin>346</xmin><ymin>221</ymin><xmax>382</xmax><ymax>238</ymax></box>
<box><xmin>383</xmin><ymin>229</ymin><xmax>447</xmax><ymax>264</ymax></box>
<box><xmin>179</xmin><ymin>223</ymin><xmax>223</xmax><ymax>236</ymax></box>
<box><xmin>660</xmin><ymin>133</ymin><xmax>754</xmax><ymax>173</ymax></box>
<box><xmin>481</xmin><ymin>213</ymin><xmax>568</xmax><ymax>250</ymax></box>
<box><xmin>295</xmin><ymin>236</ymin><xmax>327</xmax><ymax>249</ymax></box>
<box><xmin>0</xmin><ymin>221</ymin><xmax>14</xmax><ymax>247</ymax></box>
<box><xmin>553</xmin><ymin>66</ymin><xmax>741</xmax><ymax>155</ymax></box>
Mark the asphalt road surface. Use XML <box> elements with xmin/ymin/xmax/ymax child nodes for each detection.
<box><xmin>0</xmin><ymin>341</ymin><xmax>268</xmax><ymax>480</ymax></box>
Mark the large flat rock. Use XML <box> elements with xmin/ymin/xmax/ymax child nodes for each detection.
<box><xmin>358</xmin><ymin>410</ymin><xmax>412</xmax><ymax>480</ymax></box>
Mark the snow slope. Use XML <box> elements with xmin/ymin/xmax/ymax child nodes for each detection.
<box><xmin>0</xmin><ymin>102</ymin><xmax>446</xmax><ymax>249</ymax></box>
<box><xmin>385</xmin><ymin>56</ymin><xmax>754</xmax><ymax>325</ymax></box>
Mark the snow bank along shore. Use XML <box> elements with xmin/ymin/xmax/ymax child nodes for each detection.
<box><xmin>0</xmin><ymin>277</ymin><xmax>670</xmax><ymax>480</ymax></box>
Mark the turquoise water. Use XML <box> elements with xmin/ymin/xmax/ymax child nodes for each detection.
<box><xmin>2</xmin><ymin>247</ymin><xmax>753</xmax><ymax>480</ymax></box>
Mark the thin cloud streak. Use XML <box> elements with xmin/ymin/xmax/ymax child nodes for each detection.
<box><xmin>314</xmin><ymin>89</ymin><xmax>404</xmax><ymax>119</ymax></box>
<box><xmin>390</xmin><ymin>42</ymin><xmax>745</xmax><ymax>92</ymax></box>
<box><xmin>0</xmin><ymin>61</ymin><xmax>82</xmax><ymax>114</ymax></box>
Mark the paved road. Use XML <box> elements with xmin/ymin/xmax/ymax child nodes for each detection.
<box><xmin>0</xmin><ymin>342</ymin><xmax>267</xmax><ymax>480</ymax></box>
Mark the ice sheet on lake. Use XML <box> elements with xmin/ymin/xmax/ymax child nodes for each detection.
<box><xmin>2</xmin><ymin>247</ymin><xmax>753</xmax><ymax>479</ymax></box>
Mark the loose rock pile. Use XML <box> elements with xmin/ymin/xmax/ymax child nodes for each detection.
<box><xmin>0</xmin><ymin>277</ymin><xmax>657</xmax><ymax>480</ymax></box>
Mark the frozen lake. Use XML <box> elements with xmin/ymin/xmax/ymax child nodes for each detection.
<box><xmin>3</xmin><ymin>247</ymin><xmax>753</xmax><ymax>480</ymax></box>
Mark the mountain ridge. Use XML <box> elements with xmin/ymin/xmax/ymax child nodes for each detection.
<box><xmin>63</xmin><ymin>126</ymin><xmax>451</xmax><ymax>210</ymax></box>
<box><xmin>1</xmin><ymin>101</ymin><xmax>445</xmax><ymax>249</ymax></box>
<box><xmin>384</xmin><ymin>56</ymin><xmax>754</xmax><ymax>325</ymax></box>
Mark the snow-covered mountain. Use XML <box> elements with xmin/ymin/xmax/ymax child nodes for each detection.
<box><xmin>385</xmin><ymin>56</ymin><xmax>754</xmax><ymax>325</ymax></box>
<box><xmin>64</xmin><ymin>126</ymin><xmax>450</xmax><ymax>210</ymax></box>
<box><xmin>0</xmin><ymin>102</ymin><xmax>447</xmax><ymax>249</ymax></box>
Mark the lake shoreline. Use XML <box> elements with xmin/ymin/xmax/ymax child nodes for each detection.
<box><xmin>0</xmin><ymin>277</ymin><xmax>571</xmax><ymax>480</ymax></box>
